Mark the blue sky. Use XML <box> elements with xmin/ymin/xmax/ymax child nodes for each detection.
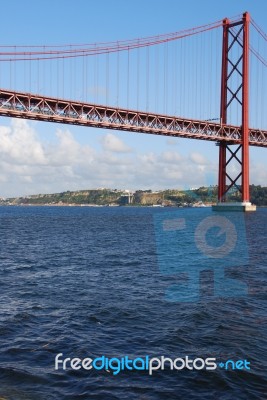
<box><xmin>0</xmin><ymin>0</ymin><xmax>266</xmax><ymax>197</ymax></box>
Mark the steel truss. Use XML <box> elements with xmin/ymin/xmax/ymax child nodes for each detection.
<box><xmin>0</xmin><ymin>88</ymin><xmax>266</xmax><ymax>147</ymax></box>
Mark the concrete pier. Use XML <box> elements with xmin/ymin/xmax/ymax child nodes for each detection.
<box><xmin>212</xmin><ymin>202</ymin><xmax>256</xmax><ymax>212</ymax></box>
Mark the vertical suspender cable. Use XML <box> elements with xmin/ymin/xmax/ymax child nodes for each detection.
<box><xmin>155</xmin><ymin>40</ymin><xmax>159</xmax><ymax>112</ymax></box>
<box><xmin>14</xmin><ymin>46</ymin><xmax>16</xmax><ymax>92</ymax></box>
<box><xmin>63</xmin><ymin>56</ymin><xmax>65</xmax><ymax>99</ymax></box>
<box><xmin>164</xmin><ymin>42</ymin><xmax>166</xmax><ymax>114</ymax></box>
<box><xmin>137</xmin><ymin>41</ymin><xmax>139</xmax><ymax>109</ymax></box>
<box><xmin>174</xmin><ymin>37</ymin><xmax>177</xmax><ymax>115</ymax></box>
<box><xmin>94</xmin><ymin>44</ymin><xmax>96</xmax><ymax>103</ymax></box>
<box><xmin>127</xmin><ymin>46</ymin><xmax>130</xmax><ymax>110</ymax></box>
<box><xmin>29</xmin><ymin>53</ymin><xmax>31</xmax><ymax>93</ymax></box>
<box><xmin>85</xmin><ymin>51</ymin><xmax>88</xmax><ymax>102</ymax></box>
<box><xmin>106</xmin><ymin>51</ymin><xmax>109</xmax><ymax>105</ymax></box>
<box><xmin>256</xmin><ymin>32</ymin><xmax>260</xmax><ymax>127</ymax></box>
<box><xmin>117</xmin><ymin>44</ymin><xmax>120</xmax><ymax>107</ymax></box>
<box><xmin>50</xmin><ymin>51</ymin><xmax>52</xmax><ymax>97</ymax></box>
<box><xmin>165</xmin><ymin>41</ymin><xmax>168</xmax><ymax>114</ymax></box>
<box><xmin>146</xmin><ymin>46</ymin><xmax>149</xmax><ymax>111</ymax></box>
<box><xmin>57</xmin><ymin>57</ymin><xmax>59</xmax><ymax>98</ymax></box>
<box><xmin>82</xmin><ymin>51</ymin><xmax>85</xmax><ymax>101</ymax></box>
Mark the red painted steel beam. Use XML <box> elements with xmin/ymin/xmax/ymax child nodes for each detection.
<box><xmin>241</xmin><ymin>11</ymin><xmax>250</xmax><ymax>202</ymax></box>
<box><xmin>218</xmin><ymin>18</ymin><xmax>229</xmax><ymax>202</ymax></box>
<box><xmin>0</xmin><ymin>88</ymin><xmax>266</xmax><ymax>146</ymax></box>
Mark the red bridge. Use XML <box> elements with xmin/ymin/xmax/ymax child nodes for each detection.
<box><xmin>0</xmin><ymin>12</ymin><xmax>266</xmax><ymax>210</ymax></box>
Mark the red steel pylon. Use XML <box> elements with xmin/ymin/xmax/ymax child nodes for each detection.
<box><xmin>218</xmin><ymin>12</ymin><xmax>250</xmax><ymax>203</ymax></box>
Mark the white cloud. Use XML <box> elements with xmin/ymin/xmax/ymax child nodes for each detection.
<box><xmin>166</xmin><ymin>137</ymin><xmax>179</xmax><ymax>146</ymax></box>
<box><xmin>101</xmin><ymin>133</ymin><xmax>132</xmax><ymax>153</ymax></box>
<box><xmin>190</xmin><ymin>152</ymin><xmax>208</xmax><ymax>165</ymax></box>
<box><xmin>162</xmin><ymin>151</ymin><xmax>183</xmax><ymax>163</ymax></box>
<box><xmin>0</xmin><ymin>119</ymin><xmax>265</xmax><ymax>198</ymax></box>
<box><xmin>48</xmin><ymin>129</ymin><xmax>95</xmax><ymax>166</ymax></box>
<box><xmin>0</xmin><ymin>119</ymin><xmax>46</xmax><ymax>165</ymax></box>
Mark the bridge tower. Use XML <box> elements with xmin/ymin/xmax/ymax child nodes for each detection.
<box><xmin>213</xmin><ymin>12</ymin><xmax>256</xmax><ymax>211</ymax></box>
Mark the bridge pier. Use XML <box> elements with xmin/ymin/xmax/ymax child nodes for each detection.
<box><xmin>212</xmin><ymin>202</ymin><xmax>256</xmax><ymax>212</ymax></box>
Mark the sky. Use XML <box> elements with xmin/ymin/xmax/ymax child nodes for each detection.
<box><xmin>0</xmin><ymin>0</ymin><xmax>266</xmax><ymax>197</ymax></box>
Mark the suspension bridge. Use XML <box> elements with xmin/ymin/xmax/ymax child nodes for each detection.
<box><xmin>0</xmin><ymin>11</ymin><xmax>266</xmax><ymax>211</ymax></box>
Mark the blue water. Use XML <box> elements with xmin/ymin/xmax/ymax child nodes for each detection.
<box><xmin>0</xmin><ymin>206</ymin><xmax>266</xmax><ymax>399</ymax></box>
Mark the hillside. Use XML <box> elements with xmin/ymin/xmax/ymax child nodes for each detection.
<box><xmin>0</xmin><ymin>185</ymin><xmax>267</xmax><ymax>206</ymax></box>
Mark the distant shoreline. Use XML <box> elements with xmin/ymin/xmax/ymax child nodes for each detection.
<box><xmin>2</xmin><ymin>203</ymin><xmax>267</xmax><ymax>208</ymax></box>
<box><xmin>0</xmin><ymin>202</ymin><xmax>214</xmax><ymax>208</ymax></box>
<box><xmin>1</xmin><ymin>185</ymin><xmax>266</xmax><ymax>207</ymax></box>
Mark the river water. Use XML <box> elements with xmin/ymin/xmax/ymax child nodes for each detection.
<box><xmin>0</xmin><ymin>206</ymin><xmax>266</xmax><ymax>399</ymax></box>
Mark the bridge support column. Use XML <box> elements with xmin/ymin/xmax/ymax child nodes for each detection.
<box><xmin>213</xmin><ymin>12</ymin><xmax>256</xmax><ymax>212</ymax></box>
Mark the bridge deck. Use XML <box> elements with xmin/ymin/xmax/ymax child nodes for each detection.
<box><xmin>0</xmin><ymin>89</ymin><xmax>266</xmax><ymax>147</ymax></box>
